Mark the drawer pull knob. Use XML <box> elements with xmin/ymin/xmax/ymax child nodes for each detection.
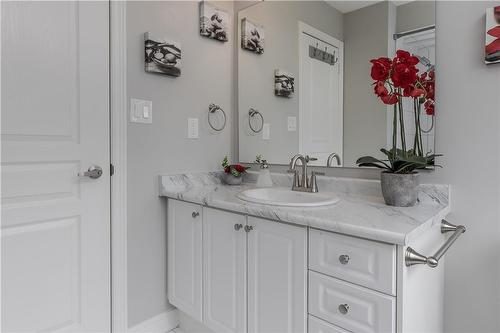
<box><xmin>339</xmin><ymin>254</ymin><xmax>350</xmax><ymax>265</ymax></box>
<box><xmin>234</xmin><ymin>223</ymin><xmax>243</xmax><ymax>231</ymax></box>
<box><xmin>192</xmin><ymin>212</ymin><xmax>200</xmax><ymax>218</ymax></box>
<box><xmin>338</xmin><ymin>303</ymin><xmax>350</xmax><ymax>315</ymax></box>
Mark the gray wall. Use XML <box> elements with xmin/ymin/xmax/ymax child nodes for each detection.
<box><xmin>238</xmin><ymin>1</ymin><xmax>343</xmax><ymax>163</ymax></box>
<box><xmin>343</xmin><ymin>1</ymin><xmax>390</xmax><ymax>167</ymax></box>
<box><xmin>397</xmin><ymin>0</ymin><xmax>435</xmax><ymax>33</ymax></box>
<box><xmin>126</xmin><ymin>1</ymin><xmax>235</xmax><ymax>327</ymax></box>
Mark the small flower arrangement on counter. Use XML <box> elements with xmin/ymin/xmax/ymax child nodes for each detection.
<box><xmin>221</xmin><ymin>156</ymin><xmax>249</xmax><ymax>185</ymax></box>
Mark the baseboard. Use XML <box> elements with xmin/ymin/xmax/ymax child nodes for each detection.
<box><xmin>129</xmin><ymin>309</ymin><xmax>179</xmax><ymax>333</ymax></box>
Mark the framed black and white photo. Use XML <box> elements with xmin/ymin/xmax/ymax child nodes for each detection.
<box><xmin>144</xmin><ymin>32</ymin><xmax>181</xmax><ymax>77</ymax></box>
<box><xmin>241</xmin><ymin>18</ymin><xmax>265</xmax><ymax>54</ymax></box>
<box><xmin>274</xmin><ymin>69</ymin><xmax>294</xmax><ymax>97</ymax></box>
<box><xmin>200</xmin><ymin>1</ymin><xmax>229</xmax><ymax>42</ymax></box>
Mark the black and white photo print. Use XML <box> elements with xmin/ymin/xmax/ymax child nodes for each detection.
<box><xmin>241</xmin><ymin>18</ymin><xmax>264</xmax><ymax>54</ymax></box>
<box><xmin>200</xmin><ymin>2</ymin><xmax>229</xmax><ymax>42</ymax></box>
<box><xmin>274</xmin><ymin>69</ymin><xmax>294</xmax><ymax>97</ymax></box>
<box><xmin>144</xmin><ymin>32</ymin><xmax>181</xmax><ymax>77</ymax></box>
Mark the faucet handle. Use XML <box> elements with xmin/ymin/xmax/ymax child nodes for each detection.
<box><xmin>305</xmin><ymin>155</ymin><xmax>318</xmax><ymax>163</ymax></box>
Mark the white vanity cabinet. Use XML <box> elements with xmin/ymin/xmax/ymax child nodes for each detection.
<box><xmin>167</xmin><ymin>200</ymin><xmax>307</xmax><ymax>333</ymax></box>
<box><xmin>202</xmin><ymin>207</ymin><xmax>247</xmax><ymax>333</ymax></box>
<box><xmin>247</xmin><ymin>216</ymin><xmax>307</xmax><ymax>333</ymax></box>
<box><xmin>167</xmin><ymin>200</ymin><xmax>203</xmax><ymax>322</ymax></box>
<box><xmin>167</xmin><ymin>198</ymin><xmax>446</xmax><ymax>333</ymax></box>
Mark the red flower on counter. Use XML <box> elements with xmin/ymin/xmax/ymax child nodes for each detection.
<box><xmin>370</xmin><ymin>57</ymin><xmax>392</xmax><ymax>81</ymax></box>
<box><xmin>391</xmin><ymin>63</ymin><xmax>418</xmax><ymax>89</ymax></box>
<box><xmin>424</xmin><ymin>100</ymin><xmax>435</xmax><ymax>116</ymax></box>
<box><xmin>233</xmin><ymin>164</ymin><xmax>246</xmax><ymax>173</ymax></box>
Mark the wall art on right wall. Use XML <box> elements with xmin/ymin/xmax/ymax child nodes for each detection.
<box><xmin>241</xmin><ymin>18</ymin><xmax>265</xmax><ymax>54</ymax></box>
<box><xmin>485</xmin><ymin>6</ymin><xmax>500</xmax><ymax>64</ymax></box>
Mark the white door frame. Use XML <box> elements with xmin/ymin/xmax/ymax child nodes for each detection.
<box><xmin>110</xmin><ymin>1</ymin><xmax>128</xmax><ymax>332</ymax></box>
<box><xmin>298</xmin><ymin>21</ymin><xmax>344</xmax><ymax>164</ymax></box>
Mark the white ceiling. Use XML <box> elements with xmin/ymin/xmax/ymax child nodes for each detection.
<box><xmin>325</xmin><ymin>0</ymin><xmax>415</xmax><ymax>14</ymax></box>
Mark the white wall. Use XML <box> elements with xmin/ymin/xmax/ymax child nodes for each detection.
<box><xmin>428</xmin><ymin>2</ymin><xmax>500</xmax><ymax>332</ymax></box>
<box><xmin>126</xmin><ymin>1</ymin><xmax>234</xmax><ymax>327</ymax></box>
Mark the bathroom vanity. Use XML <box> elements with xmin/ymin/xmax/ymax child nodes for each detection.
<box><xmin>160</xmin><ymin>172</ymin><xmax>457</xmax><ymax>333</ymax></box>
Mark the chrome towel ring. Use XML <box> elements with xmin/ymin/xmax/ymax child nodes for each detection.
<box><xmin>248</xmin><ymin>108</ymin><xmax>264</xmax><ymax>133</ymax></box>
<box><xmin>208</xmin><ymin>103</ymin><xmax>226</xmax><ymax>132</ymax></box>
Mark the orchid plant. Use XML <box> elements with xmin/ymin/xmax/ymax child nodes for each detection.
<box><xmin>357</xmin><ymin>50</ymin><xmax>440</xmax><ymax>173</ymax></box>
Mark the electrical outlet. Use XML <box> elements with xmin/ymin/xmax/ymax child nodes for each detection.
<box><xmin>130</xmin><ymin>98</ymin><xmax>152</xmax><ymax>124</ymax></box>
<box><xmin>187</xmin><ymin>118</ymin><xmax>199</xmax><ymax>139</ymax></box>
<box><xmin>287</xmin><ymin>117</ymin><xmax>297</xmax><ymax>131</ymax></box>
<box><xmin>262</xmin><ymin>123</ymin><xmax>270</xmax><ymax>140</ymax></box>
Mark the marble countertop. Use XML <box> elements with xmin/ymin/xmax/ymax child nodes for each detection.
<box><xmin>158</xmin><ymin>171</ymin><xmax>450</xmax><ymax>245</ymax></box>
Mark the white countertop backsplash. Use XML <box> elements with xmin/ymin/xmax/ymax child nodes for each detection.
<box><xmin>159</xmin><ymin>171</ymin><xmax>450</xmax><ymax>245</ymax></box>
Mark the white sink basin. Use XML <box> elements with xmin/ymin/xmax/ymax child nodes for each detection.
<box><xmin>236</xmin><ymin>187</ymin><xmax>340</xmax><ymax>207</ymax></box>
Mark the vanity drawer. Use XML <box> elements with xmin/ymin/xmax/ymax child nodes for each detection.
<box><xmin>309</xmin><ymin>271</ymin><xmax>395</xmax><ymax>333</ymax></box>
<box><xmin>309</xmin><ymin>315</ymin><xmax>350</xmax><ymax>333</ymax></box>
<box><xmin>309</xmin><ymin>229</ymin><xmax>396</xmax><ymax>295</ymax></box>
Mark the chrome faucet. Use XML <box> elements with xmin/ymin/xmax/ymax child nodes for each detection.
<box><xmin>326</xmin><ymin>153</ymin><xmax>341</xmax><ymax>167</ymax></box>
<box><xmin>288</xmin><ymin>154</ymin><xmax>324</xmax><ymax>193</ymax></box>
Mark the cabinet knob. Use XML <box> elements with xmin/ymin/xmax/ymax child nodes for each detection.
<box><xmin>244</xmin><ymin>225</ymin><xmax>253</xmax><ymax>232</ymax></box>
<box><xmin>339</xmin><ymin>254</ymin><xmax>350</xmax><ymax>265</ymax></box>
<box><xmin>192</xmin><ymin>211</ymin><xmax>200</xmax><ymax>218</ymax></box>
<box><xmin>338</xmin><ymin>303</ymin><xmax>350</xmax><ymax>315</ymax></box>
<box><xmin>234</xmin><ymin>223</ymin><xmax>243</xmax><ymax>231</ymax></box>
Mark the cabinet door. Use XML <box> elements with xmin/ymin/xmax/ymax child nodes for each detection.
<box><xmin>247</xmin><ymin>217</ymin><xmax>307</xmax><ymax>333</ymax></box>
<box><xmin>167</xmin><ymin>200</ymin><xmax>202</xmax><ymax>322</ymax></box>
<box><xmin>203</xmin><ymin>208</ymin><xmax>246</xmax><ymax>333</ymax></box>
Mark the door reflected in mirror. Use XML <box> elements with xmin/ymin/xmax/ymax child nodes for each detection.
<box><xmin>238</xmin><ymin>0</ymin><xmax>436</xmax><ymax>168</ymax></box>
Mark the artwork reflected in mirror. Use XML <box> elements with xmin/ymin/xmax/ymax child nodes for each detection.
<box><xmin>237</xmin><ymin>0</ymin><xmax>436</xmax><ymax>168</ymax></box>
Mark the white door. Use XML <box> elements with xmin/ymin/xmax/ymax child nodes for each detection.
<box><xmin>203</xmin><ymin>208</ymin><xmax>246</xmax><ymax>333</ymax></box>
<box><xmin>247</xmin><ymin>217</ymin><xmax>307</xmax><ymax>333</ymax></box>
<box><xmin>167</xmin><ymin>200</ymin><xmax>203</xmax><ymax>322</ymax></box>
<box><xmin>299</xmin><ymin>23</ymin><xmax>343</xmax><ymax>166</ymax></box>
<box><xmin>1</xmin><ymin>2</ymin><xmax>110</xmax><ymax>332</ymax></box>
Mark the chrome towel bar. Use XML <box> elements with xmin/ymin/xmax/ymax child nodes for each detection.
<box><xmin>405</xmin><ymin>220</ymin><xmax>466</xmax><ymax>268</ymax></box>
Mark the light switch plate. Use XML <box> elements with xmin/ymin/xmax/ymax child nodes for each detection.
<box><xmin>262</xmin><ymin>123</ymin><xmax>270</xmax><ymax>140</ymax></box>
<box><xmin>187</xmin><ymin>118</ymin><xmax>199</xmax><ymax>139</ymax></box>
<box><xmin>287</xmin><ymin>117</ymin><xmax>297</xmax><ymax>131</ymax></box>
<box><xmin>130</xmin><ymin>98</ymin><xmax>153</xmax><ymax>124</ymax></box>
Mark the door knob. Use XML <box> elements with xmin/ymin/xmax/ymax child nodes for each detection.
<box><xmin>338</xmin><ymin>303</ymin><xmax>350</xmax><ymax>315</ymax></box>
<box><xmin>244</xmin><ymin>225</ymin><xmax>253</xmax><ymax>232</ymax></box>
<box><xmin>234</xmin><ymin>223</ymin><xmax>243</xmax><ymax>231</ymax></box>
<box><xmin>339</xmin><ymin>254</ymin><xmax>350</xmax><ymax>265</ymax></box>
<box><xmin>192</xmin><ymin>212</ymin><xmax>200</xmax><ymax>218</ymax></box>
<box><xmin>78</xmin><ymin>165</ymin><xmax>103</xmax><ymax>179</ymax></box>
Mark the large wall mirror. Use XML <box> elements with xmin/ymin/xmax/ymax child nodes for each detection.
<box><xmin>238</xmin><ymin>0</ymin><xmax>436</xmax><ymax>168</ymax></box>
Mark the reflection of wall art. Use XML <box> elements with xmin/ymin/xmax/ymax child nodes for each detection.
<box><xmin>144</xmin><ymin>32</ymin><xmax>181</xmax><ymax>77</ymax></box>
<box><xmin>274</xmin><ymin>69</ymin><xmax>294</xmax><ymax>97</ymax></box>
<box><xmin>241</xmin><ymin>18</ymin><xmax>265</xmax><ymax>54</ymax></box>
<box><xmin>485</xmin><ymin>6</ymin><xmax>500</xmax><ymax>64</ymax></box>
<box><xmin>200</xmin><ymin>2</ymin><xmax>229</xmax><ymax>42</ymax></box>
